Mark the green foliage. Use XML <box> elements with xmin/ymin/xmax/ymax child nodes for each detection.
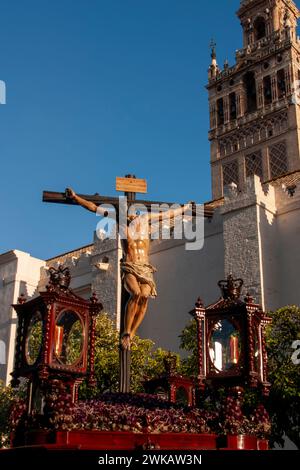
<box><xmin>266</xmin><ymin>305</ymin><xmax>300</xmax><ymax>399</ymax></box>
<box><xmin>79</xmin><ymin>313</ymin><xmax>120</xmax><ymax>397</ymax></box>
<box><xmin>131</xmin><ymin>342</ymin><xmax>179</xmax><ymax>393</ymax></box>
<box><xmin>179</xmin><ymin>318</ymin><xmax>197</xmax><ymax>377</ymax></box>
<box><xmin>266</xmin><ymin>306</ymin><xmax>300</xmax><ymax>449</ymax></box>
<box><xmin>79</xmin><ymin>313</ymin><xmax>177</xmax><ymax>398</ymax></box>
<box><xmin>26</xmin><ymin>317</ymin><xmax>43</xmax><ymax>365</ymax></box>
<box><xmin>66</xmin><ymin>320</ymin><xmax>84</xmax><ymax>365</ymax></box>
<box><xmin>0</xmin><ymin>381</ymin><xmax>15</xmax><ymax>448</ymax></box>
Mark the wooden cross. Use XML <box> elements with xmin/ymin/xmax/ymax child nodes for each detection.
<box><xmin>43</xmin><ymin>175</ymin><xmax>214</xmax><ymax>218</ymax></box>
<box><xmin>42</xmin><ymin>175</ymin><xmax>214</xmax><ymax>393</ymax></box>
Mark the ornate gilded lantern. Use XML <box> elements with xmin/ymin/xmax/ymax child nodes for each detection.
<box><xmin>11</xmin><ymin>266</ymin><xmax>102</xmax><ymax>415</ymax></box>
<box><xmin>190</xmin><ymin>275</ymin><xmax>271</xmax><ymax>396</ymax></box>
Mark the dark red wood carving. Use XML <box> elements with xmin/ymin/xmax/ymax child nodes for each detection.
<box><xmin>144</xmin><ymin>353</ymin><xmax>195</xmax><ymax>407</ymax></box>
<box><xmin>11</xmin><ymin>266</ymin><xmax>103</xmax><ymax>416</ymax></box>
<box><xmin>190</xmin><ymin>275</ymin><xmax>271</xmax><ymax>395</ymax></box>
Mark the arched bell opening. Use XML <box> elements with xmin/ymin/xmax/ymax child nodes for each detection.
<box><xmin>254</xmin><ymin>17</ymin><xmax>266</xmax><ymax>41</ymax></box>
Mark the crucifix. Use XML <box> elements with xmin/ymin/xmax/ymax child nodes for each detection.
<box><xmin>43</xmin><ymin>175</ymin><xmax>213</xmax><ymax>392</ymax></box>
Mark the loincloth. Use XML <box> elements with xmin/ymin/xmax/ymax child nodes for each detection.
<box><xmin>121</xmin><ymin>261</ymin><xmax>157</xmax><ymax>297</ymax></box>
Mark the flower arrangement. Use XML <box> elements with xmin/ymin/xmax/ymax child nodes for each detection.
<box><xmin>50</xmin><ymin>393</ymin><xmax>217</xmax><ymax>434</ymax></box>
<box><xmin>220</xmin><ymin>396</ymin><xmax>271</xmax><ymax>438</ymax></box>
<box><xmin>250</xmin><ymin>404</ymin><xmax>272</xmax><ymax>439</ymax></box>
<box><xmin>10</xmin><ymin>393</ymin><xmax>218</xmax><ymax>435</ymax></box>
<box><xmin>9</xmin><ymin>397</ymin><xmax>26</xmax><ymax>433</ymax></box>
<box><xmin>9</xmin><ymin>392</ymin><xmax>270</xmax><ymax>439</ymax></box>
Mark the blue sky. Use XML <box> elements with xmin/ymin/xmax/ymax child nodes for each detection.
<box><xmin>0</xmin><ymin>0</ymin><xmax>241</xmax><ymax>259</ymax></box>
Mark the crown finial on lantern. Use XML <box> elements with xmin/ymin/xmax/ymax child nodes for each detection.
<box><xmin>244</xmin><ymin>292</ymin><xmax>254</xmax><ymax>304</ymax></box>
<box><xmin>47</xmin><ymin>265</ymin><xmax>71</xmax><ymax>292</ymax></box>
<box><xmin>195</xmin><ymin>297</ymin><xmax>204</xmax><ymax>308</ymax></box>
<box><xmin>18</xmin><ymin>293</ymin><xmax>27</xmax><ymax>304</ymax></box>
<box><xmin>90</xmin><ymin>292</ymin><xmax>99</xmax><ymax>304</ymax></box>
<box><xmin>218</xmin><ymin>274</ymin><xmax>243</xmax><ymax>301</ymax></box>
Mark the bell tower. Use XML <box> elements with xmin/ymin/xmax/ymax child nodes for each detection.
<box><xmin>208</xmin><ymin>0</ymin><xmax>300</xmax><ymax>200</ymax></box>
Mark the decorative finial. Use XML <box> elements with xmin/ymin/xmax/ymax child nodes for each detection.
<box><xmin>208</xmin><ymin>38</ymin><xmax>219</xmax><ymax>79</ymax></box>
<box><xmin>163</xmin><ymin>352</ymin><xmax>177</xmax><ymax>376</ymax></box>
<box><xmin>210</xmin><ymin>38</ymin><xmax>217</xmax><ymax>60</ymax></box>
<box><xmin>224</xmin><ymin>58</ymin><xmax>229</xmax><ymax>69</ymax></box>
<box><xmin>47</xmin><ymin>265</ymin><xmax>71</xmax><ymax>292</ymax></box>
<box><xmin>244</xmin><ymin>292</ymin><xmax>254</xmax><ymax>304</ymax></box>
<box><xmin>90</xmin><ymin>292</ymin><xmax>99</xmax><ymax>304</ymax></box>
<box><xmin>195</xmin><ymin>297</ymin><xmax>204</xmax><ymax>308</ymax></box>
<box><xmin>18</xmin><ymin>293</ymin><xmax>27</xmax><ymax>304</ymax></box>
<box><xmin>89</xmin><ymin>292</ymin><xmax>103</xmax><ymax>314</ymax></box>
<box><xmin>218</xmin><ymin>274</ymin><xmax>243</xmax><ymax>301</ymax></box>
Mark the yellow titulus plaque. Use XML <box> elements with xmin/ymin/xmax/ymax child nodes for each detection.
<box><xmin>116</xmin><ymin>177</ymin><xmax>147</xmax><ymax>194</ymax></box>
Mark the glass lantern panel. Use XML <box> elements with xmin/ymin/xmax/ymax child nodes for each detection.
<box><xmin>55</xmin><ymin>311</ymin><xmax>84</xmax><ymax>366</ymax></box>
<box><xmin>25</xmin><ymin>311</ymin><xmax>43</xmax><ymax>365</ymax></box>
<box><xmin>209</xmin><ymin>319</ymin><xmax>241</xmax><ymax>372</ymax></box>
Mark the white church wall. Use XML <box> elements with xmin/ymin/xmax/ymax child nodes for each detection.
<box><xmin>257</xmin><ymin>203</ymin><xmax>280</xmax><ymax>312</ymax></box>
<box><xmin>41</xmin><ymin>244</ymin><xmax>94</xmax><ymax>299</ymax></box>
<box><xmin>0</xmin><ymin>251</ymin><xmax>17</xmax><ymax>384</ymax></box>
<box><xmin>139</xmin><ymin>214</ymin><xmax>224</xmax><ymax>352</ymax></box>
<box><xmin>276</xmin><ymin>189</ymin><xmax>300</xmax><ymax>308</ymax></box>
<box><xmin>0</xmin><ymin>250</ymin><xmax>45</xmax><ymax>384</ymax></box>
<box><xmin>222</xmin><ymin>178</ymin><xmax>265</xmax><ymax>306</ymax></box>
<box><xmin>221</xmin><ymin>176</ymin><xmax>281</xmax><ymax>311</ymax></box>
<box><xmin>255</xmin><ymin>181</ymin><xmax>279</xmax><ymax>312</ymax></box>
<box><xmin>220</xmin><ymin>175</ymin><xmax>300</xmax><ymax>313</ymax></box>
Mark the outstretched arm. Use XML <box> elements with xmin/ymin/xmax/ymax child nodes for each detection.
<box><xmin>148</xmin><ymin>202</ymin><xmax>195</xmax><ymax>222</ymax></box>
<box><xmin>66</xmin><ymin>188</ymin><xmax>108</xmax><ymax>216</ymax></box>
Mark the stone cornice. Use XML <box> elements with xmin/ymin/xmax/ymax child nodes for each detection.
<box><xmin>220</xmin><ymin>177</ymin><xmax>277</xmax><ymax>216</ymax></box>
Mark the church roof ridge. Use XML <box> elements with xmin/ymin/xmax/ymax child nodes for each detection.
<box><xmin>46</xmin><ymin>243</ymin><xmax>93</xmax><ymax>263</ymax></box>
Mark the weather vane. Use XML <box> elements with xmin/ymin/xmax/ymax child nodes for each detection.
<box><xmin>209</xmin><ymin>38</ymin><xmax>217</xmax><ymax>59</ymax></box>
